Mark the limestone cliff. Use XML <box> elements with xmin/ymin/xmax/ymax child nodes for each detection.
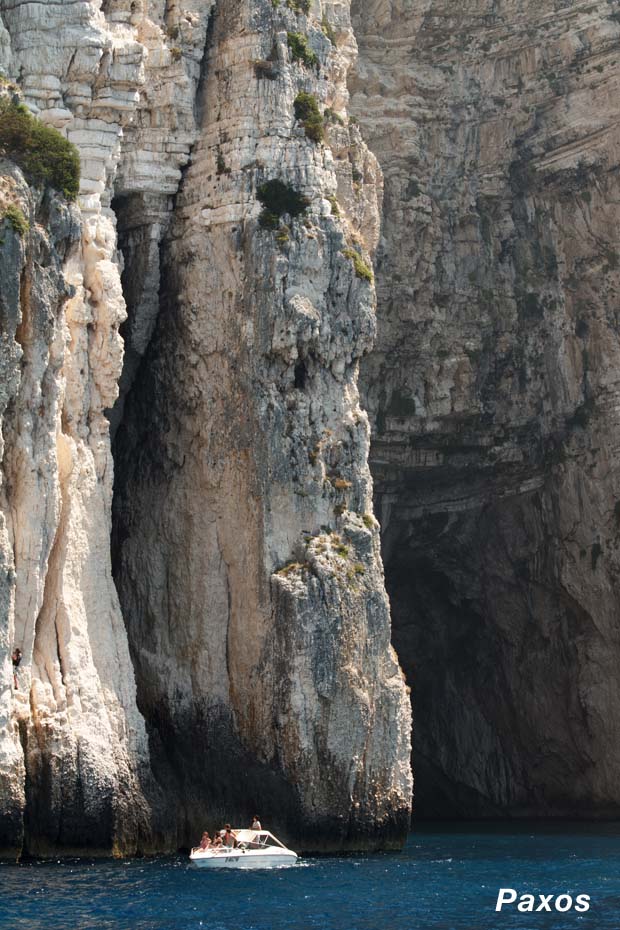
<box><xmin>0</xmin><ymin>0</ymin><xmax>166</xmax><ymax>849</ymax></box>
<box><xmin>112</xmin><ymin>0</ymin><xmax>411</xmax><ymax>852</ymax></box>
<box><xmin>351</xmin><ymin>0</ymin><xmax>620</xmax><ymax>817</ymax></box>
<box><xmin>0</xmin><ymin>0</ymin><xmax>411</xmax><ymax>857</ymax></box>
<box><xmin>0</xmin><ymin>140</ymin><xmax>151</xmax><ymax>855</ymax></box>
<box><xmin>6</xmin><ymin>0</ymin><xmax>618</xmax><ymax>850</ymax></box>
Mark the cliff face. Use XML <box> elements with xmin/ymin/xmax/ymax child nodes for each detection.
<box><xmin>0</xmin><ymin>0</ymin><xmax>164</xmax><ymax>853</ymax></box>
<box><xmin>0</xmin><ymin>0</ymin><xmax>411</xmax><ymax>857</ymax></box>
<box><xmin>0</xmin><ymin>148</ymin><xmax>152</xmax><ymax>855</ymax></box>
<box><xmin>112</xmin><ymin>0</ymin><xmax>411</xmax><ymax>852</ymax></box>
<box><xmin>351</xmin><ymin>0</ymin><xmax>620</xmax><ymax>816</ymax></box>
<box><xmin>4</xmin><ymin>0</ymin><xmax>618</xmax><ymax>852</ymax></box>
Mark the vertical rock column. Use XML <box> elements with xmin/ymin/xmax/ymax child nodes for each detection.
<box><xmin>0</xmin><ymin>0</ymin><xmax>154</xmax><ymax>852</ymax></box>
<box><xmin>113</xmin><ymin>0</ymin><xmax>411</xmax><ymax>851</ymax></box>
<box><xmin>0</xmin><ymin>0</ymin><xmax>212</xmax><ymax>855</ymax></box>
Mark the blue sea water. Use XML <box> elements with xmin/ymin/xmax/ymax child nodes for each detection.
<box><xmin>1</xmin><ymin>824</ymin><xmax>619</xmax><ymax>930</ymax></box>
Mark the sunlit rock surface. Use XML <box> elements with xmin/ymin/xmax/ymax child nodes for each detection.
<box><xmin>0</xmin><ymin>0</ymin><xmax>411</xmax><ymax>856</ymax></box>
<box><xmin>112</xmin><ymin>0</ymin><xmax>412</xmax><ymax>853</ymax></box>
<box><xmin>0</xmin><ymin>0</ymin><xmax>213</xmax><ymax>856</ymax></box>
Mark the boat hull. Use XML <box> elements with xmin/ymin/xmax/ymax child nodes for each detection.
<box><xmin>190</xmin><ymin>849</ymin><xmax>297</xmax><ymax>870</ymax></box>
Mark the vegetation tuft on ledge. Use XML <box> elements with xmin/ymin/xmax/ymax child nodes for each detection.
<box><xmin>342</xmin><ymin>248</ymin><xmax>373</xmax><ymax>282</ymax></box>
<box><xmin>2</xmin><ymin>204</ymin><xmax>29</xmax><ymax>237</ymax></box>
<box><xmin>287</xmin><ymin>32</ymin><xmax>319</xmax><ymax>69</ymax></box>
<box><xmin>294</xmin><ymin>92</ymin><xmax>325</xmax><ymax>143</ymax></box>
<box><xmin>257</xmin><ymin>178</ymin><xmax>310</xmax><ymax>229</ymax></box>
<box><xmin>0</xmin><ymin>98</ymin><xmax>80</xmax><ymax>200</ymax></box>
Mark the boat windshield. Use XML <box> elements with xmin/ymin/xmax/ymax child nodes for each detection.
<box><xmin>254</xmin><ymin>832</ymin><xmax>285</xmax><ymax>848</ymax></box>
<box><xmin>234</xmin><ymin>829</ymin><xmax>286</xmax><ymax>849</ymax></box>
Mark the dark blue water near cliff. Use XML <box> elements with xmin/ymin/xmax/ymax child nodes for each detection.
<box><xmin>1</xmin><ymin>825</ymin><xmax>619</xmax><ymax>930</ymax></box>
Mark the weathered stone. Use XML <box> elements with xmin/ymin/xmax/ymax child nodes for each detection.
<box><xmin>112</xmin><ymin>0</ymin><xmax>411</xmax><ymax>852</ymax></box>
<box><xmin>0</xmin><ymin>0</ymin><xmax>215</xmax><ymax>855</ymax></box>
<box><xmin>351</xmin><ymin>0</ymin><xmax>620</xmax><ymax>818</ymax></box>
<box><xmin>0</xmin><ymin>0</ymin><xmax>412</xmax><ymax>856</ymax></box>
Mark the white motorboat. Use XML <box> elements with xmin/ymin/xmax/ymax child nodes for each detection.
<box><xmin>189</xmin><ymin>828</ymin><xmax>298</xmax><ymax>869</ymax></box>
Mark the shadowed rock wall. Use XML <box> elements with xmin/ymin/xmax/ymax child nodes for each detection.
<box><xmin>351</xmin><ymin>0</ymin><xmax>620</xmax><ymax>817</ymax></box>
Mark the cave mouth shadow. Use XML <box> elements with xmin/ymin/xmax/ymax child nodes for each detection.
<box><xmin>381</xmin><ymin>502</ymin><xmax>611</xmax><ymax>823</ymax></box>
<box><xmin>387</xmin><ymin>548</ymin><xmax>507</xmax><ymax>820</ymax></box>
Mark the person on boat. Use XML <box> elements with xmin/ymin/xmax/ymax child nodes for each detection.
<box><xmin>211</xmin><ymin>833</ymin><xmax>223</xmax><ymax>850</ymax></box>
<box><xmin>199</xmin><ymin>832</ymin><xmax>211</xmax><ymax>850</ymax></box>
<box><xmin>223</xmin><ymin>824</ymin><xmax>237</xmax><ymax>848</ymax></box>
<box><xmin>251</xmin><ymin>815</ymin><xmax>261</xmax><ymax>830</ymax></box>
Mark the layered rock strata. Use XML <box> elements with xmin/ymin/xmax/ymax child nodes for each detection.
<box><xmin>112</xmin><ymin>0</ymin><xmax>411</xmax><ymax>851</ymax></box>
<box><xmin>351</xmin><ymin>0</ymin><xmax>620</xmax><ymax>817</ymax></box>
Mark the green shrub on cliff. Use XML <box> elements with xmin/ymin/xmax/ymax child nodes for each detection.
<box><xmin>294</xmin><ymin>92</ymin><xmax>324</xmax><ymax>143</ymax></box>
<box><xmin>342</xmin><ymin>247</ymin><xmax>373</xmax><ymax>282</ymax></box>
<box><xmin>2</xmin><ymin>204</ymin><xmax>29</xmax><ymax>237</ymax></box>
<box><xmin>257</xmin><ymin>178</ymin><xmax>310</xmax><ymax>228</ymax></box>
<box><xmin>287</xmin><ymin>32</ymin><xmax>318</xmax><ymax>68</ymax></box>
<box><xmin>0</xmin><ymin>98</ymin><xmax>80</xmax><ymax>200</ymax></box>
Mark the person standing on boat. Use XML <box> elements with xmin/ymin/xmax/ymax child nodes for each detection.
<box><xmin>223</xmin><ymin>825</ymin><xmax>237</xmax><ymax>848</ymax></box>
<box><xmin>251</xmin><ymin>815</ymin><xmax>261</xmax><ymax>830</ymax></box>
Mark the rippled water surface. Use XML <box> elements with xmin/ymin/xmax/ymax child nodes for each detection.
<box><xmin>1</xmin><ymin>825</ymin><xmax>619</xmax><ymax>930</ymax></box>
